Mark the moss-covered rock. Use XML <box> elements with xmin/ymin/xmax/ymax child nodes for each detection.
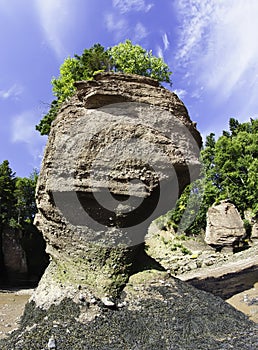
<box><xmin>1</xmin><ymin>271</ymin><xmax>257</xmax><ymax>349</ymax></box>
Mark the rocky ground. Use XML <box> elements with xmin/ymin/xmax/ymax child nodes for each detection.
<box><xmin>0</xmin><ymin>270</ymin><xmax>257</xmax><ymax>350</ymax></box>
<box><xmin>146</xmin><ymin>226</ymin><xmax>258</xmax><ymax>277</ymax></box>
<box><xmin>0</xmin><ymin>230</ymin><xmax>257</xmax><ymax>347</ymax></box>
<box><xmin>145</xmin><ymin>227</ymin><xmax>258</xmax><ymax>322</ymax></box>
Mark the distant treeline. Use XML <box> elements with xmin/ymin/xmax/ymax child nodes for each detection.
<box><xmin>0</xmin><ymin>161</ymin><xmax>38</xmax><ymax>230</ymax></box>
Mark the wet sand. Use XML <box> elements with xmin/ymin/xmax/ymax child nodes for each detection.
<box><xmin>227</xmin><ymin>282</ymin><xmax>258</xmax><ymax>323</ymax></box>
<box><xmin>0</xmin><ymin>289</ymin><xmax>33</xmax><ymax>339</ymax></box>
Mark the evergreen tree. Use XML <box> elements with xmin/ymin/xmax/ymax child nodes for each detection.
<box><xmin>0</xmin><ymin>160</ymin><xmax>16</xmax><ymax>227</ymax></box>
<box><xmin>14</xmin><ymin>170</ymin><xmax>38</xmax><ymax>225</ymax></box>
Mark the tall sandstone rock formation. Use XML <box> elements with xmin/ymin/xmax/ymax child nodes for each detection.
<box><xmin>2</xmin><ymin>73</ymin><xmax>256</xmax><ymax>349</ymax></box>
<box><xmin>33</xmin><ymin>72</ymin><xmax>202</xmax><ymax>301</ymax></box>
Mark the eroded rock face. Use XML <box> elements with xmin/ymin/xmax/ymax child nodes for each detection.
<box><xmin>1</xmin><ymin>226</ymin><xmax>28</xmax><ymax>284</ymax></box>
<box><xmin>205</xmin><ymin>200</ymin><xmax>245</xmax><ymax>248</ymax></box>
<box><xmin>34</xmin><ymin>72</ymin><xmax>202</xmax><ymax>301</ymax></box>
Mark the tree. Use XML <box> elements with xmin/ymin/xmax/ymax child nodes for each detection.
<box><xmin>109</xmin><ymin>40</ymin><xmax>171</xmax><ymax>83</ymax></box>
<box><xmin>212</xmin><ymin>118</ymin><xmax>258</xmax><ymax>214</ymax></box>
<box><xmin>0</xmin><ymin>160</ymin><xmax>16</xmax><ymax>227</ymax></box>
<box><xmin>0</xmin><ymin>162</ymin><xmax>39</xmax><ymax>229</ymax></box>
<box><xmin>15</xmin><ymin>170</ymin><xmax>38</xmax><ymax>225</ymax></box>
<box><xmin>163</xmin><ymin>118</ymin><xmax>258</xmax><ymax>235</ymax></box>
<box><xmin>36</xmin><ymin>40</ymin><xmax>172</xmax><ymax>135</ymax></box>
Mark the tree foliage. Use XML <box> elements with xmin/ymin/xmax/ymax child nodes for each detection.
<box><xmin>15</xmin><ymin>170</ymin><xmax>38</xmax><ymax>225</ymax></box>
<box><xmin>164</xmin><ymin>118</ymin><xmax>258</xmax><ymax>234</ymax></box>
<box><xmin>0</xmin><ymin>161</ymin><xmax>38</xmax><ymax>229</ymax></box>
<box><xmin>0</xmin><ymin>160</ymin><xmax>16</xmax><ymax>226</ymax></box>
<box><xmin>109</xmin><ymin>40</ymin><xmax>171</xmax><ymax>83</ymax></box>
<box><xmin>36</xmin><ymin>40</ymin><xmax>172</xmax><ymax>135</ymax></box>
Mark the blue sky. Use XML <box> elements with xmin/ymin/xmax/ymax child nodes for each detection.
<box><xmin>0</xmin><ymin>0</ymin><xmax>258</xmax><ymax>177</ymax></box>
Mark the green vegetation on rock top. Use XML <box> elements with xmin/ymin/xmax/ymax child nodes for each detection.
<box><xmin>36</xmin><ymin>40</ymin><xmax>172</xmax><ymax>135</ymax></box>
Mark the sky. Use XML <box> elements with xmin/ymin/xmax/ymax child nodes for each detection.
<box><xmin>0</xmin><ymin>0</ymin><xmax>258</xmax><ymax>177</ymax></box>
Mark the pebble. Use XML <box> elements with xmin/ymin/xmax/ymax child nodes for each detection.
<box><xmin>47</xmin><ymin>335</ymin><xmax>56</xmax><ymax>349</ymax></box>
<box><xmin>243</xmin><ymin>294</ymin><xmax>249</xmax><ymax>302</ymax></box>
<box><xmin>117</xmin><ymin>301</ymin><xmax>127</xmax><ymax>308</ymax></box>
<box><xmin>101</xmin><ymin>297</ymin><xmax>115</xmax><ymax>307</ymax></box>
<box><xmin>79</xmin><ymin>294</ymin><xmax>86</xmax><ymax>302</ymax></box>
<box><xmin>90</xmin><ymin>297</ymin><xmax>97</xmax><ymax>304</ymax></box>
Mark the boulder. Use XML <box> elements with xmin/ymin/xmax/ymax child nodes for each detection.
<box><xmin>205</xmin><ymin>200</ymin><xmax>245</xmax><ymax>248</ymax></box>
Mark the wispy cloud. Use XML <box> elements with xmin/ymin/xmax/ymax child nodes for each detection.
<box><xmin>105</xmin><ymin>13</ymin><xmax>129</xmax><ymax>40</ymax></box>
<box><xmin>0</xmin><ymin>84</ymin><xmax>23</xmax><ymax>100</ymax></box>
<box><xmin>173</xmin><ymin>89</ymin><xmax>187</xmax><ymax>99</ymax></box>
<box><xmin>34</xmin><ymin>0</ymin><xmax>70</xmax><ymax>59</ymax></box>
<box><xmin>175</xmin><ymin>0</ymin><xmax>214</xmax><ymax>63</ymax></box>
<box><xmin>11</xmin><ymin>111</ymin><xmax>47</xmax><ymax>163</ymax></box>
<box><xmin>134</xmin><ymin>22</ymin><xmax>148</xmax><ymax>41</ymax></box>
<box><xmin>113</xmin><ymin>0</ymin><xmax>154</xmax><ymax>13</ymax></box>
<box><xmin>175</xmin><ymin>0</ymin><xmax>258</xmax><ymax>102</ymax></box>
<box><xmin>105</xmin><ymin>15</ymin><xmax>148</xmax><ymax>43</ymax></box>
<box><xmin>156</xmin><ymin>46</ymin><xmax>164</xmax><ymax>59</ymax></box>
<box><xmin>162</xmin><ymin>33</ymin><xmax>169</xmax><ymax>51</ymax></box>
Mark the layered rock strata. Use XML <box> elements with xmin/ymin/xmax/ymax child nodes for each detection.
<box><xmin>205</xmin><ymin>200</ymin><xmax>245</xmax><ymax>248</ymax></box>
<box><xmin>34</xmin><ymin>72</ymin><xmax>201</xmax><ymax>301</ymax></box>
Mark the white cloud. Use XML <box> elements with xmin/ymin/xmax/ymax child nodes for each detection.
<box><xmin>156</xmin><ymin>46</ymin><xmax>164</xmax><ymax>59</ymax></box>
<box><xmin>105</xmin><ymin>13</ymin><xmax>129</xmax><ymax>40</ymax></box>
<box><xmin>173</xmin><ymin>89</ymin><xmax>187</xmax><ymax>99</ymax></box>
<box><xmin>175</xmin><ymin>0</ymin><xmax>214</xmax><ymax>62</ymax></box>
<box><xmin>11</xmin><ymin>111</ymin><xmax>47</xmax><ymax>162</ymax></box>
<box><xmin>34</xmin><ymin>0</ymin><xmax>70</xmax><ymax>59</ymax></box>
<box><xmin>134</xmin><ymin>23</ymin><xmax>148</xmax><ymax>41</ymax></box>
<box><xmin>113</xmin><ymin>0</ymin><xmax>153</xmax><ymax>13</ymax></box>
<box><xmin>162</xmin><ymin>33</ymin><xmax>169</xmax><ymax>51</ymax></box>
<box><xmin>0</xmin><ymin>84</ymin><xmax>23</xmax><ymax>100</ymax></box>
<box><xmin>175</xmin><ymin>0</ymin><xmax>258</xmax><ymax>102</ymax></box>
<box><xmin>105</xmin><ymin>15</ymin><xmax>147</xmax><ymax>43</ymax></box>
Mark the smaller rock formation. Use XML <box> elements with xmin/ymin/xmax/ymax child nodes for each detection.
<box><xmin>0</xmin><ymin>225</ymin><xmax>49</xmax><ymax>286</ymax></box>
<box><xmin>205</xmin><ymin>200</ymin><xmax>245</xmax><ymax>248</ymax></box>
<box><xmin>1</xmin><ymin>226</ymin><xmax>28</xmax><ymax>284</ymax></box>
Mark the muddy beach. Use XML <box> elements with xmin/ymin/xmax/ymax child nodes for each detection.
<box><xmin>0</xmin><ymin>289</ymin><xmax>33</xmax><ymax>339</ymax></box>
